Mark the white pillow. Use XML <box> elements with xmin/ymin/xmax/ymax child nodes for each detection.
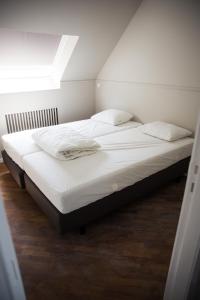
<box><xmin>140</xmin><ymin>121</ymin><xmax>192</xmax><ymax>141</ymax></box>
<box><xmin>91</xmin><ymin>109</ymin><xmax>133</xmax><ymax>125</ymax></box>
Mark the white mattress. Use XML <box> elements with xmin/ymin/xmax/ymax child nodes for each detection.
<box><xmin>2</xmin><ymin>119</ymin><xmax>141</xmax><ymax>169</ymax></box>
<box><xmin>22</xmin><ymin>127</ymin><xmax>193</xmax><ymax>214</ymax></box>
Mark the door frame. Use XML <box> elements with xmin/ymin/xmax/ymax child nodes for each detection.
<box><xmin>164</xmin><ymin>113</ymin><xmax>200</xmax><ymax>300</ymax></box>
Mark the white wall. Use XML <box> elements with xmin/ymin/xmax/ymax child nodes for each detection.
<box><xmin>0</xmin><ymin>80</ymin><xmax>94</xmax><ymax>151</ymax></box>
<box><xmin>96</xmin><ymin>0</ymin><xmax>200</xmax><ymax>131</ymax></box>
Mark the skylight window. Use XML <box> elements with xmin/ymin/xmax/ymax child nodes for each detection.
<box><xmin>0</xmin><ymin>29</ymin><xmax>79</xmax><ymax>94</ymax></box>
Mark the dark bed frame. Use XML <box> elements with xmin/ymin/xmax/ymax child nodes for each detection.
<box><xmin>2</xmin><ymin>150</ymin><xmax>25</xmax><ymax>188</ymax></box>
<box><xmin>2</xmin><ymin>150</ymin><xmax>190</xmax><ymax>234</ymax></box>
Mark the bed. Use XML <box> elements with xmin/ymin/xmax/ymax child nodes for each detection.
<box><xmin>22</xmin><ymin>127</ymin><xmax>193</xmax><ymax>233</ymax></box>
<box><xmin>1</xmin><ymin>119</ymin><xmax>141</xmax><ymax>187</ymax></box>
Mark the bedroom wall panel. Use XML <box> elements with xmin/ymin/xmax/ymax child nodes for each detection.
<box><xmin>0</xmin><ymin>80</ymin><xmax>94</xmax><ymax>153</ymax></box>
<box><xmin>96</xmin><ymin>0</ymin><xmax>200</xmax><ymax>131</ymax></box>
<box><xmin>96</xmin><ymin>81</ymin><xmax>200</xmax><ymax>131</ymax></box>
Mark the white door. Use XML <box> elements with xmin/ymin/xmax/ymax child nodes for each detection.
<box><xmin>0</xmin><ymin>200</ymin><xmax>26</xmax><ymax>300</ymax></box>
<box><xmin>164</xmin><ymin>113</ymin><xmax>200</xmax><ymax>300</ymax></box>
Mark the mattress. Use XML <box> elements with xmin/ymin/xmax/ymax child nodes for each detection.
<box><xmin>1</xmin><ymin>119</ymin><xmax>141</xmax><ymax>169</ymax></box>
<box><xmin>22</xmin><ymin>127</ymin><xmax>193</xmax><ymax>214</ymax></box>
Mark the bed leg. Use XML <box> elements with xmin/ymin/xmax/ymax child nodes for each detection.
<box><xmin>58</xmin><ymin>228</ymin><xmax>65</xmax><ymax>236</ymax></box>
<box><xmin>175</xmin><ymin>176</ymin><xmax>182</xmax><ymax>183</ymax></box>
<box><xmin>57</xmin><ymin>222</ymin><xmax>65</xmax><ymax>236</ymax></box>
<box><xmin>80</xmin><ymin>226</ymin><xmax>86</xmax><ymax>235</ymax></box>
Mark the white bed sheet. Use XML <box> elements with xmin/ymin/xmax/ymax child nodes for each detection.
<box><xmin>2</xmin><ymin>119</ymin><xmax>141</xmax><ymax>169</ymax></box>
<box><xmin>22</xmin><ymin>127</ymin><xmax>193</xmax><ymax>214</ymax></box>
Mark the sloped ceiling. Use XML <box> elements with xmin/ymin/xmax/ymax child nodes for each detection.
<box><xmin>0</xmin><ymin>28</ymin><xmax>61</xmax><ymax>66</ymax></box>
<box><xmin>0</xmin><ymin>0</ymin><xmax>142</xmax><ymax>81</ymax></box>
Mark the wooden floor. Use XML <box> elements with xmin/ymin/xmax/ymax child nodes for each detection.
<box><xmin>0</xmin><ymin>163</ymin><xmax>185</xmax><ymax>300</ymax></box>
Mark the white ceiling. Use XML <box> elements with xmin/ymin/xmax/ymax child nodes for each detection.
<box><xmin>0</xmin><ymin>0</ymin><xmax>142</xmax><ymax>80</ymax></box>
<box><xmin>0</xmin><ymin>28</ymin><xmax>61</xmax><ymax>66</ymax></box>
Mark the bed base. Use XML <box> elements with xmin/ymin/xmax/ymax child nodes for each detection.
<box><xmin>24</xmin><ymin>157</ymin><xmax>190</xmax><ymax>234</ymax></box>
<box><xmin>1</xmin><ymin>150</ymin><xmax>25</xmax><ymax>188</ymax></box>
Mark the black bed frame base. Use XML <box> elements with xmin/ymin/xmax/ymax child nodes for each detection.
<box><xmin>2</xmin><ymin>150</ymin><xmax>190</xmax><ymax>234</ymax></box>
<box><xmin>24</xmin><ymin>157</ymin><xmax>190</xmax><ymax>234</ymax></box>
<box><xmin>2</xmin><ymin>150</ymin><xmax>25</xmax><ymax>188</ymax></box>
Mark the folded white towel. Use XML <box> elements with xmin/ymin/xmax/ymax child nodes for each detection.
<box><xmin>32</xmin><ymin>126</ymin><xmax>100</xmax><ymax>160</ymax></box>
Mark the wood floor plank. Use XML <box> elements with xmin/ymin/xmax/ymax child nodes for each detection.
<box><xmin>0</xmin><ymin>163</ymin><xmax>185</xmax><ymax>300</ymax></box>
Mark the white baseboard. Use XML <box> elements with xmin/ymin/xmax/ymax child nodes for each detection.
<box><xmin>0</xmin><ymin>157</ymin><xmax>3</xmax><ymax>163</ymax></box>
